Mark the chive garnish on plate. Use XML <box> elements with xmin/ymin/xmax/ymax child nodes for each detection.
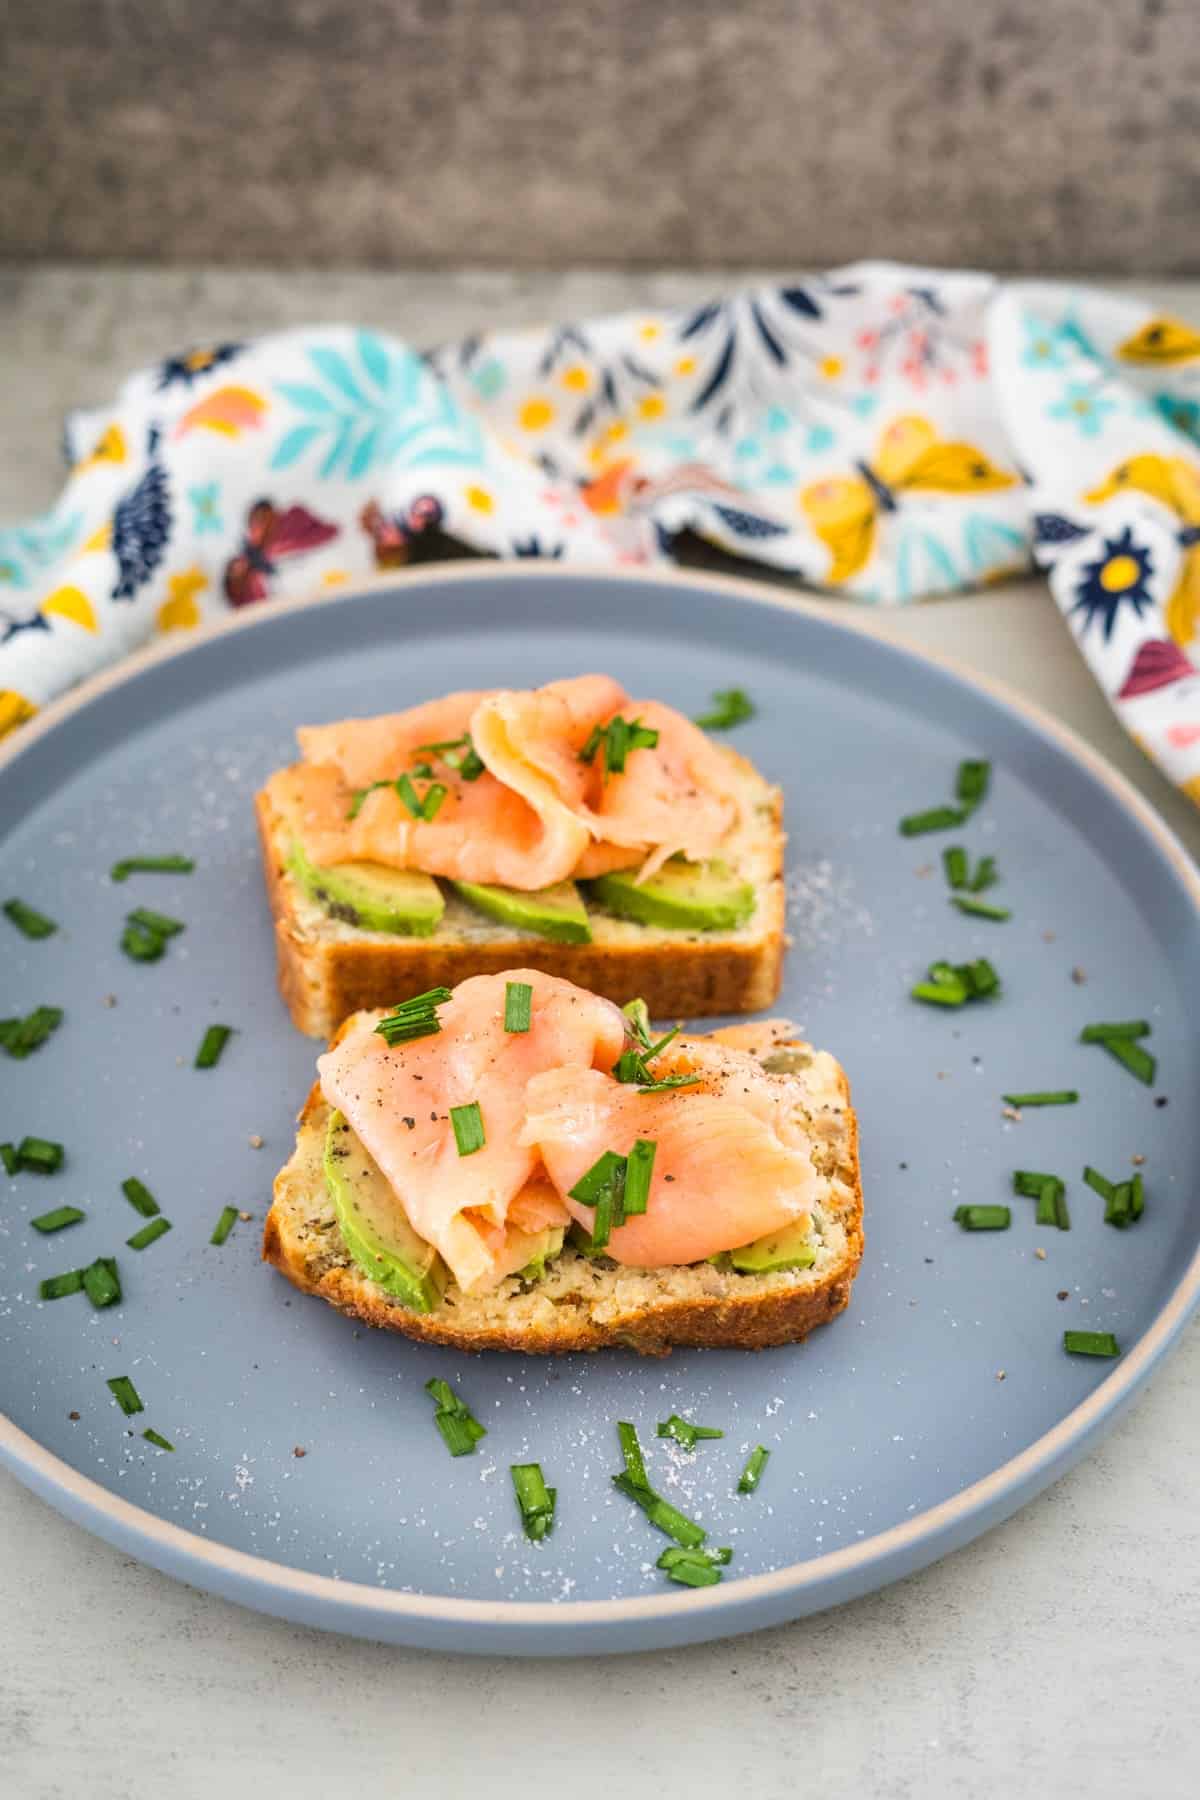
<box><xmin>1034</xmin><ymin>1179</ymin><xmax>1070</xmax><ymax>1229</ymax></box>
<box><xmin>658</xmin><ymin>1545</ymin><xmax>732</xmax><ymax>1587</ymax></box>
<box><xmin>106</xmin><ymin>1375</ymin><xmax>144</xmax><ymax>1416</ymax></box>
<box><xmin>30</xmin><ymin>1205</ymin><xmax>85</xmax><ymax>1233</ymax></box>
<box><xmin>579</xmin><ymin>716</ymin><xmax>660</xmax><ymax>777</ymax></box>
<box><xmin>953</xmin><ymin>1204</ymin><xmax>1011</xmax><ymax>1231</ymax></box>
<box><xmin>1105</xmin><ymin>1183</ymin><xmax>1132</xmax><ymax>1227</ymax></box>
<box><xmin>737</xmin><ymin>1445</ymin><xmax>771</xmax><ymax>1494</ymax></box>
<box><xmin>951</xmin><ymin>895</ymin><xmax>1011</xmax><ymax>922</ymax></box>
<box><xmin>142</xmin><ymin>1428</ymin><xmax>175</xmax><ymax>1451</ymax></box>
<box><xmin>210</xmin><ymin>1205</ymin><xmax>239</xmax><ymax>1246</ymax></box>
<box><xmin>969</xmin><ymin>854</ymin><xmax>998</xmax><ymax>893</ymax></box>
<box><xmin>127</xmin><ymin>1217</ymin><xmax>172</xmax><ymax>1251</ymax></box>
<box><xmin>374</xmin><ymin>986</ymin><xmax>453</xmax><ymax>1047</ymax></box>
<box><xmin>110</xmin><ymin>855</ymin><xmax>194</xmax><ymax>882</ymax></box>
<box><xmin>622</xmin><ymin>1139</ymin><xmax>656</xmax><ymax>1216</ymax></box>
<box><xmin>511</xmin><ymin>1463</ymin><xmax>556</xmax><ymax>1541</ymax></box>
<box><xmin>1064</xmin><ymin>1330</ymin><xmax>1120</xmax><ymax>1358</ymax></box>
<box><xmin>1079</xmin><ymin>1020</ymin><xmax>1150</xmax><ymax>1042</ymax></box>
<box><xmin>39</xmin><ymin>1269</ymin><xmax>85</xmax><ymax>1300</ymax></box>
<box><xmin>127</xmin><ymin>907</ymin><xmax>185</xmax><ymax>939</ymax></box>
<box><xmin>121</xmin><ymin>1177</ymin><xmax>160</xmax><ymax>1218</ymax></box>
<box><xmin>956</xmin><ymin>759</ymin><xmax>991</xmax><ymax>811</ymax></box>
<box><xmin>1085</xmin><ymin>1034</ymin><xmax>1156</xmax><ymax>1085</ymax></box>
<box><xmin>3</xmin><ymin>898</ymin><xmax>57</xmax><ymax>939</ymax></box>
<box><xmin>694</xmin><ymin>688</ymin><xmax>755</xmax><ymax>731</ymax></box>
<box><xmin>612</xmin><ymin>1472</ymin><xmax>707</xmax><ymax>1547</ymax></box>
<box><xmin>195</xmin><ymin>1024</ymin><xmax>234</xmax><ymax>1069</ymax></box>
<box><xmin>503</xmin><ymin>980</ymin><xmax>532</xmax><ymax>1034</ymax></box>
<box><xmin>657</xmin><ymin>1416</ymin><xmax>724</xmax><ymax>1451</ymax></box>
<box><xmin>943</xmin><ymin>846</ymin><xmax>968</xmax><ymax>889</ymax></box>
<box><xmin>82</xmin><ymin>1257</ymin><xmax>121</xmax><ymax>1309</ymax></box>
<box><xmin>121</xmin><ymin>919</ymin><xmax>168</xmax><ymax>962</ymax></box>
<box><xmin>449</xmin><ymin>1102</ymin><xmax>485</xmax><ymax>1157</ymax></box>
<box><xmin>569</xmin><ymin>1150</ymin><xmax>629</xmax><ymax>1248</ymax></box>
<box><xmin>1012</xmin><ymin>1169</ymin><xmax>1057</xmax><ymax>1198</ymax></box>
<box><xmin>425</xmin><ymin>1376</ymin><xmax>487</xmax><ymax>1457</ymax></box>
<box><xmin>1002</xmin><ymin>1090</ymin><xmax>1078</xmax><ymax>1108</ymax></box>
<box><xmin>0</xmin><ymin>1143</ymin><xmax>17</xmax><ymax>1176</ymax></box>
<box><xmin>617</xmin><ymin>1420</ymin><xmax>648</xmax><ymax>1488</ymax></box>
<box><xmin>911</xmin><ymin>958</ymin><xmax>1000</xmax><ymax>1008</ymax></box>
<box><xmin>1</xmin><ymin>1005</ymin><xmax>64</xmax><ymax>1059</ymax></box>
<box><xmin>16</xmin><ymin>1136</ymin><xmax>64</xmax><ymax>1175</ymax></box>
<box><xmin>899</xmin><ymin>805</ymin><xmax>967</xmax><ymax>837</ymax></box>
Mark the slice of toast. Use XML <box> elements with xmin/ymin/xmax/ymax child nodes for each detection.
<box><xmin>263</xmin><ymin>1017</ymin><xmax>862</xmax><ymax>1357</ymax></box>
<box><xmin>255</xmin><ymin>743</ymin><xmax>785</xmax><ymax>1038</ymax></box>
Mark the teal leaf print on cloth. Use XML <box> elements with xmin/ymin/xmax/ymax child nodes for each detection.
<box><xmin>0</xmin><ymin>503</ymin><xmax>83</xmax><ymax>590</ymax></box>
<box><xmin>271</xmin><ymin>331</ymin><xmax>483</xmax><ymax>478</ymax></box>
<box><xmin>1047</xmin><ymin>381</ymin><xmax>1117</xmax><ymax>438</ymax></box>
<box><xmin>189</xmin><ymin>483</ymin><xmax>223</xmax><ymax>535</ymax></box>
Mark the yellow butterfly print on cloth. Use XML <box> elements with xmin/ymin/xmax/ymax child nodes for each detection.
<box><xmin>40</xmin><ymin>585</ymin><xmax>98</xmax><ymax>633</ymax></box>
<box><xmin>799</xmin><ymin>415</ymin><xmax>1018</xmax><ymax>585</ymax></box>
<box><xmin>0</xmin><ymin>690</ymin><xmax>37</xmax><ymax>738</ymax></box>
<box><xmin>73</xmin><ymin>423</ymin><xmax>127</xmax><ymax>475</ymax></box>
<box><xmin>156</xmin><ymin>567</ymin><xmax>208</xmax><ymax>633</ymax></box>
<box><xmin>174</xmin><ymin>386</ymin><xmax>267</xmax><ymax>439</ymax></box>
<box><xmin>1116</xmin><ymin>317</ymin><xmax>1200</xmax><ymax>365</ymax></box>
<box><xmin>1086</xmin><ymin>454</ymin><xmax>1200</xmax><ymax>649</ymax></box>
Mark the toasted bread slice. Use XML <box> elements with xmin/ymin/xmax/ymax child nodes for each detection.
<box><xmin>263</xmin><ymin>1016</ymin><xmax>862</xmax><ymax>1356</ymax></box>
<box><xmin>255</xmin><ymin>743</ymin><xmax>785</xmax><ymax>1037</ymax></box>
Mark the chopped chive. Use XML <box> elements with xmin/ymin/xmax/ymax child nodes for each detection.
<box><xmin>1064</xmin><ymin>1330</ymin><xmax>1120</xmax><ymax>1358</ymax></box>
<box><xmin>956</xmin><ymin>759</ymin><xmax>991</xmax><ymax>811</ymax></box>
<box><xmin>0</xmin><ymin>1143</ymin><xmax>17</xmax><ymax>1176</ymax></box>
<box><xmin>1129</xmin><ymin>1172</ymin><xmax>1145</xmax><ymax>1221</ymax></box>
<box><xmin>82</xmin><ymin>1257</ymin><xmax>121</xmax><ymax>1309</ymax></box>
<box><xmin>951</xmin><ymin>895</ymin><xmax>1011</xmax><ymax>922</ymax></box>
<box><xmin>420</xmin><ymin>781</ymin><xmax>447</xmax><ymax>822</ymax></box>
<box><xmin>617</xmin><ymin>1420</ymin><xmax>648</xmax><ymax>1488</ymax></box>
<box><xmin>16</xmin><ymin>1136</ymin><xmax>65</xmax><ymax>1174</ymax></box>
<box><xmin>106</xmin><ymin>1375</ymin><xmax>144</xmax><ymax>1416</ymax></box>
<box><xmin>912</xmin><ymin>979</ymin><xmax>968</xmax><ymax>1007</ymax></box>
<box><xmin>1002</xmin><ymin>1090</ymin><xmax>1078</xmax><ymax>1108</ymax></box>
<box><xmin>4</xmin><ymin>897</ymin><xmax>57</xmax><ymax>939</ymax></box>
<box><xmin>569</xmin><ymin>1150</ymin><xmax>628</xmax><ymax>1206</ymax></box>
<box><xmin>511</xmin><ymin>1463</ymin><xmax>556</xmax><ymax>1541</ymax></box>
<box><xmin>694</xmin><ymin>688</ymin><xmax>755</xmax><ymax>731</ymax></box>
<box><xmin>1092</xmin><ymin>1037</ymin><xmax>1156</xmax><ymax>1086</ymax></box>
<box><xmin>657</xmin><ymin>1545</ymin><xmax>732</xmax><ymax>1587</ymax></box>
<box><xmin>449</xmin><ymin>1101</ymin><xmax>485</xmax><ymax>1157</ymax></box>
<box><xmin>126</xmin><ymin>907</ymin><xmax>185</xmax><ymax>938</ymax></box>
<box><xmin>954</xmin><ymin>1204</ymin><xmax>1011</xmax><ymax>1231</ymax></box>
<box><xmin>1079</xmin><ymin>1021</ymin><xmax>1151</xmax><ymax>1042</ymax></box>
<box><xmin>1055</xmin><ymin>1186</ymin><xmax>1071</xmax><ymax>1231</ymax></box>
<box><xmin>142</xmin><ymin>1427</ymin><xmax>175</xmax><ymax>1451</ymax></box>
<box><xmin>395</xmin><ymin>772</ymin><xmax>445</xmax><ymax>821</ymax></box>
<box><xmin>1105</xmin><ymin>1182</ymin><xmax>1132</xmax><ymax>1228</ymax></box>
<box><xmin>657</xmin><ymin>1416</ymin><xmax>724</xmax><ymax>1450</ymax></box>
<box><xmin>1082</xmin><ymin>1165</ymin><xmax>1115</xmax><ymax>1203</ymax></box>
<box><xmin>30</xmin><ymin>1205</ymin><xmax>85</xmax><ymax>1233</ymax></box>
<box><xmin>738</xmin><ymin>1445</ymin><xmax>770</xmax><ymax>1494</ymax></box>
<box><xmin>39</xmin><ymin>1268</ymin><xmax>85</xmax><ymax>1300</ymax></box>
<box><xmin>425</xmin><ymin>1376</ymin><xmax>486</xmax><ymax>1456</ymax></box>
<box><xmin>611</xmin><ymin>1472</ymin><xmax>707</xmax><ymax>1547</ymax></box>
<box><xmin>374</xmin><ymin>986</ymin><xmax>452</xmax><ymax>1047</ymax></box>
<box><xmin>1</xmin><ymin>1005</ymin><xmax>64</xmax><ymax>1059</ymax></box>
<box><xmin>899</xmin><ymin>805</ymin><xmax>967</xmax><ymax>837</ymax></box>
<box><xmin>622</xmin><ymin>1138</ymin><xmax>656</xmax><ymax>1216</ymax></box>
<box><xmin>629</xmin><ymin>1072</ymin><xmax>702</xmax><ymax>1095</ymax></box>
<box><xmin>210</xmin><ymin>1205</ymin><xmax>238</xmax><ymax>1246</ymax></box>
<box><xmin>121</xmin><ymin>1177</ymin><xmax>160</xmax><ymax>1218</ymax></box>
<box><xmin>110</xmin><ymin>855</ymin><xmax>194</xmax><ymax>882</ymax></box>
<box><xmin>503</xmin><ymin>980</ymin><xmax>533</xmax><ymax>1034</ymax></box>
<box><xmin>590</xmin><ymin>1187</ymin><xmax>615</xmax><ymax>1250</ymax></box>
<box><xmin>579</xmin><ymin>715</ymin><xmax>660</xmax><ymax>776</ymax></box>
<box><xmin>1035</xmin><ymin>1179</ymin><xmax>1064</xmax><ymax>1228</ymax></box>
<box><xmin>969</xmin><ymin>854</ymin><xmax>998</xmax><ymax>892</ymax></box>
<box><xmin>127</xmin><ymin>1216</ymin><xmax>172</xmax><ymax>1251</ymax></box>
<box><xmin>120</xmin><ymin>920</ymin><xmax>166</xmax><ymax>962</ymax></box>
<box><xmin>943</xmin><ymin>846</ymin><xmax>968</xmax><ymax>889</ymax></box>
<box><xmin>195</xmin><ymin>1024</ymin><xmax>233</xmax><ymax>1069</ymax></box>
<box><xmin>1013</xmin><ymin>1169</ymin><xmax>1056</xmax><ymax>1198</ymax></box>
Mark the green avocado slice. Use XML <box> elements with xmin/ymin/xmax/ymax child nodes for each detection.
<box><xmin>587</xmin><ymin>858</ymin><xmax>755</xmax><ymax>931</ymax></box>
<box><xmin>450</xmin><ymin>878</ymin><xmax>592</xmax><ymax>943</ymax></box>
<box><xmin>518</xmin><ymin>1226</ymin><xmax>565</xmax><ymax>1282</ymax></box>
<box><xmin>323</xmin><ymin>1111</ymin><xmax>448</xmax><ymax>1312</ymax></box>
<box><xmin>728</xmin><ymin>1221</ymin><xmax>818</xmax><ymax>1274</ymax></box>
<box><xmin>288</xmin><ymin>841</ymin><xmax>444</xmax><ymax>936</ymax></box>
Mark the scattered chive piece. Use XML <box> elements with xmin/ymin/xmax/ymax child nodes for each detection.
<box><xmin>657</xmin><ymin>1416</ymin><xmax>724</xmax><ymax>1450</ymax></box>
<box><xmin>951</xmin><ymin>895</ymin><xmax>1011</xmax><ymax>922</ymax></box>
<box><xmin>395</xmin><ymin>772</ymin><xmax>447</xmax><ymax>822</ymax></box>
<box><xmin>82</xmin><ymin>1257</ymin><xmax>121</xmax><ymax>1309</ymax></box>
<box><xmin>0</xmin><ymin>1143</ymin><xmax>17</xmax><ymax>1176</ymax></box>
<box><xmin>569</xmin><ymin>1150</ymin><xmax>627</xmax><ymax>1207</ymax></box>
<box><xmin>1079</xmin><ymin>1021</ymin><xmax>1151</xmax><ymax>1043</ymax></box>
<box><xmin>127</xmin><ymin>1217</ymin><xmax>172</xmax><ymax>1251</ymax></box>
<box><xmin>943</xmin><ymin>846</ymin><xmax>968</xmax><ymax>889</ymax></box>
<box><xmin>738</xmin><ymin>1445</ymin><xmax>771</xmax><ymax>1494</ymax></box>
<box><xmin>39</xmin><ymin>1268</ymin><xmax>85</xmax><ymax>1300</ymax></box>
<box><xmin>375</xmin><ymin>986</ymin><xmax>453</xmax><ymax>1047</ymax></box>
<box><xmin>511</xmin><ymin>1463</ymin><xmax>557</xmax><ymax>1541</ymax></box>
<box><xmin>1092</xmin><ymin>1037</ymin><xmax>1156</xmax><ymax>1086</ymax></box>
<box><xmin>694</xmin><ymin>688</ymin><xmax>755</xmax><ymax>731</ymax></box>
<box><xmin>4</xmin><ymin>898</ymin><xmax>57</xmax><ymax>939</ymax></box>
<box><xmin>579</xmin><ymin>715</ymin><xmax>660</xmax><ymax>776</ymax></box>
<box><xmin>1012</xmin><ymin>1169</ymin><xmax>1057</xmax><ymax>1198</ymax></box>
<box><xmin>954</xmin><ymin>1204</ymin><xmax>1011</xmax><ymax>1231</ymax></box>
<box><xmin>120</xmin><ymin>920</ymin><xmax>167</xmax><ymax>962</ymax></box>
<box><xmin>210</xmin><ymin>1205</ymin><xmax>238</xmax><ymax>1246</ymax></box>
<box><xmin>425</xmin><ymin>1376</ymin><xmax>487</xmax><ymax>1457</ymax></box>
<box><xmin>1064</xmin><ymin>1330</ymin><xmax>1120</xmax><ymax>1358</ymax></box>
<box><xmin>658</xmin><ymin>1545</ymin><xmax>732</xmax><ymax>1587</ymax></box>
<box><xmin>413</xmin><ymin>734</ymin><xmax>486</xmax><ymax>781</ymax></box>
<box><xmin>1129</xmin><ymin>1172</ymin><xmax>1145</xmax><ymax>1222</ymax></box>
<box><xmin>612</xmin><ymin>1472</ymin><xmax>707</xmax><ymax>1547</ymax></box>
<box><xmin>106</xmin><ymin>1375</ymin><xmax>144</xmax><ymax>1417</ymax></box>
<box><xmin>912</xmin><ymin>958</ymin><xmax>1000</xmax><ymax>1008</ymax></box>
<box><xmin>1</xmin><ymin>1005</ymin><xmax>64</xmax><ymax>1059</ymax></box>
<box><xmin>956</xmin><ymin>759</ymin><xmax>991</xmax><ymax>811</ymax></box>
<box><xmin>16</xmin><ymin>1136</ymin><xmax>65</xmax><ymax>1174</ymax></box>
<box><xmin>1105</xmin><ymin>1183</ymin><xmax>1132</xmax><ymax>1228</ymax></box>
<box><xmin>969</xmin><ymin>854</ymin><xmax>998</xmax><ymax>893</ymax></box>
<box><xmin>142</xmin><ymin>1428</ymin><xmax>175</xmax><ymax>1451</ymax></box>
<box><xmin>1002</xmin><ymin>1090</ymin><xmax>1078</xmax><ymax>1108</ymax></box>
<box><xmin>622</xmin><ymin>1138</ymin><xmax>656</xmax><ymax>1217</ymax></box>
<box><xmin>121</xmin><ymin>1177</ymin><xmax>160</xmax><ymax>1218</ymax></box>
<box><xmin>503</xmin><ymin>980</ymin><xmax>532</xmax><ymax>1034</ymax></box>
<box><xmin>195</xmin><ymin>1024</ymin><xmax>233</xmax><ymax>1069</ymax></box>
<box><xmin>30</xmin><ymin>1205</ymin><xmax>85</xmax><ymax>1233</ymax></box>
<box><xmin>126</xmin><ymin>907</ymin><xmax>185</xmax><ymax>939</ymax></box>
<box><xmin>420</xmin><ymin>781</ymin><xmax>447</xmax><ymax>822</ymax></box>
<box><xmin>1082</xmin><ymin>1166</ymin><xmax>1115</xmax><ymax>1203</ymax></box>
<box><xmin>912</xmin><ymin>978</ymin><xmax>968</xmax><ymax>1007</ymax></box>
<box><xmin>1035</xmin><ymin>1180</ymin><xmax>1064</xmax><ymax>1229</ymax></box>
<box><xmin>110</xmin><ymin>855</ymin><xmax>194</xmax><ymax>882</ymax></box>
<box><xmin>617</xmin><ymin>1420</ymin><xmax>648</xmax><ymax>1488</ymax></box>
<box><xmin>1055</xmin><ymin>1186</ymin><xmax>1071</xmax><ymax>1231</ymax></box>
<box><xmin>590</xmin><ymin>1187</ymin><xmax>615</xmax><ymax>1251</ymax></box>
<box><xmin>899</xmin><ymin>805</ymin><xmax>967</xmax><ymax>837</ymax></box>
<box><xmin>449</xmin><ymin>1101</ymin><xmax>485</xmax><ymax>1157</ymax></box>
<box><xmin>569</xmin><ymin>1149</ymin><xmax>628</xmax><ymax>1246</ymax></box>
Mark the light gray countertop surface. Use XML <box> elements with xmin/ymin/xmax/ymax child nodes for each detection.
<box><xmin>1</xmin><ymin>268</ymin><xmax>1198</xmax><ymax>1799</ymax></box>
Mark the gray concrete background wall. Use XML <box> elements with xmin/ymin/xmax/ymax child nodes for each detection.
<box><xmin>1</xmin><ymin>1</ymin><xmax>1197</xmax><ymax>271</ymax></box>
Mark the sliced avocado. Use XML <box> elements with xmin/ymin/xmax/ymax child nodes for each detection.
<box><xmin>518</xmin><ymin>1226</ymin><xmax>565</xmax><ymax>1282</ymax></box>
<box><xmin>450</xmin><ymin>878</ymin><xmax>592</xmax><ymax>944</ymax></box>
<box><xmin>289</xmin><ymin>841</ymin><xmax>444</xmax><ymax>936</ymax></box>
<box><xmin>728</xmin><ymin>1221</ymin><xmax>817</xmax><ymax>1275</ymax></box>
<box><xmin>323</xmin><ymin>1111</ymin><xmax>448</xmax><ymax>1312</ymax></box>
<box><xmin>588</xmin><ymin>858</ymin><xmax>755</xmax><ymax>932</ymax></box>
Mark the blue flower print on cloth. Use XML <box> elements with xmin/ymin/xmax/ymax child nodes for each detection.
<box><xmin>4</xmin><ymin>267</ymin><xmax>1200</xmax><ymax>815</ymax></box>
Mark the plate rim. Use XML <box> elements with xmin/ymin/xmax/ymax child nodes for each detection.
<box><xmin>3</xmin><ymin>558</ymin><xmax>1199</xmax><ymax>1640</ymax></box>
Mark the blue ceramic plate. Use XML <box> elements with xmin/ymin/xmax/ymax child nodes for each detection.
<box><xmin>2</xmin><ymin>566</ymin><xmax>1198</xmax><ymax>1655</ymax></box>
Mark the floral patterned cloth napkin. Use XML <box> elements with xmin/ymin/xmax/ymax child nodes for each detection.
<box><xmin>3</xmin><ymin>261</ymin><xmax>1200</xmax><ymax>808</ymax></box>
